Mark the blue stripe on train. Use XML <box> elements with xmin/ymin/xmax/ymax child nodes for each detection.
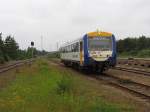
<box><xmin>111</xmin><ymin>34</ymin><xmax>117</xmax><ymax>65</ymax></box>
<box><xmin>83</xmin><ymin>34</ymin><xmax>89</xmax><ymax>65</ymax></box>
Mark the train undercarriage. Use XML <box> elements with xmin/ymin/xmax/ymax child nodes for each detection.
<box><xmin>61</xmin><ymin>59</ymin><xmax>112</xmax><ymax>73</ymax></box>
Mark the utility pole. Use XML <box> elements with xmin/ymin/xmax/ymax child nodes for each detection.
<box><xmin>41</xmin><ymin>36</ymin><xmax>43</xmax><ymax>51</ymax></box>
<box><xmin>49</xmin><ymin>44</ymin><xmax>52</xmax><ymax>52</ymax></box>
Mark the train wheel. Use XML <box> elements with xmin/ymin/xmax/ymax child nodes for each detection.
<box><xmin>97</xmin><ymin>66</ymin><xmax>104</xmax><ymax>74</ymax></box>
<box><xmin>64</xmin><ymin>62</ymin><xmax>69</xmax><ymax>67</ymax></box>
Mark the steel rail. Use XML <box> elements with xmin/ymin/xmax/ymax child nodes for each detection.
<box><xmin>0</xmin><ymin>59</ymin><xmax>34</xmax><ymax>74</ymax></box>
<box><xmin>51</xmin><ymin>61</ymin><xmax>150</xmax><ymax>103</ymax></box>
<box><xmin>94</xmin><ymin>75</ymin><xmax>150</xmax><ymax>103</ymax></box>
<box><xmin>114</xmin><ymin>66</ymin><xmax>150</xmax><ymax>77</ymax></box>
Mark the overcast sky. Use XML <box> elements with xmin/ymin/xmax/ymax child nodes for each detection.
<box><xmin>0</xmin><ymin>0</ymin><xmax>150</xmax><ymax>51</ymax></box>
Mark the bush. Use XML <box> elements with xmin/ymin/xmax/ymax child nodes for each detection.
<box><xmin>118</xmin><ymin>49</ymin><xmax>150</xmax><ymax>58</ymax></box>
<box><xmin>48</xmin><ymin>52</ymin><xmax>60</xmax><ymax>59</ymax></box>
<box><xmin>0</xmin><ymin>56</ymin><xmax>5</xmax><ymax>64</ymax></box>
<box><xmin>137</xmin><ymin>49</ymin><xmax>150</xmax><ymax>58</ymax></box>
<box><xmin>56</xmin><ymin>75</ymin><xmax>74</xmax><ymax>95</ymax></box>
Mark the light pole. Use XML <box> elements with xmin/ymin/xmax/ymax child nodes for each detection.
<box><xmin>41</xmin><ymin>36</ymin><xmax>43</xmax><ymax>51</ymax></box>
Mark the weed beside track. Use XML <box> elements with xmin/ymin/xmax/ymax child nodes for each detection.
<box><xmin>0</xmin><ymin>59</ymin><xmax>137</xmax><ymax>112</ymax></box>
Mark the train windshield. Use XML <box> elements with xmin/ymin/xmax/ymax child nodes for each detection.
<box><xmin>88</xmin><ymin>37</ymin><xmax>112</xmax><ymax>51</ymax></box>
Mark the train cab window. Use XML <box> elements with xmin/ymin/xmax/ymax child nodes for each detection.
<box><xmin>88</xmin><ymin>37</ymin><xmax>112</xmax><ymax>51</ymax></box>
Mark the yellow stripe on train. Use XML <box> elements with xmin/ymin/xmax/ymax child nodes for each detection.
<box><xmin>87</xmin><ymin>31</ymin><xmax>112</xmax><ymax>37</ymax></box>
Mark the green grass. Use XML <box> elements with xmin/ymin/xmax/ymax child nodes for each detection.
<box><xmin>118</xmin><ymin>49</ymin><xmax>150</xmax><ymax>58</ymax></box>
<box><xmin>0</xmin><ymin>59</ymin><xmax>134</xmax><ymax>112</ymax></box>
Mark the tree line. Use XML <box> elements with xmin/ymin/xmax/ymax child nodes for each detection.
<box><xmin>0</xmin><ymin>33</ymin><xmax>47</xmax><ymax>64</ymax></box>
<box><xmin>117</xmin><ymin>35</ymin><xmax>150</xmax><ymax>58</ymax></box>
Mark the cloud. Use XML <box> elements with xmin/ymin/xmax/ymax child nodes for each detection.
<box><xmin>0</xmin><ymin>0</ymin><xmax>150</xmax><ymax>50</ymax></box>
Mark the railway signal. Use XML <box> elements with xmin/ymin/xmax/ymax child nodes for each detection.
<box><xmin>31</xmin><ymin>41</ymin><xmax>34</xmax><ymax>58</ymax></box>
<box><xmin>31</xmin><ymin>41</ymin><xmax>34</xmax><ymax>46</ymax></box>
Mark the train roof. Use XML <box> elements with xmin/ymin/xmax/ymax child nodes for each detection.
<box><xmin>87</xmin><ymin>31</ymin><xmax>112</xmax><ymax>37</ymax></box>
<box><xmin>60</xmin><ymin>31</ymin><xmax>113</xmax><ymax>48</ymax></box>
<box><xmin>60</xmin><ymin>37</ymin><xmax>82</xmax><ymax>48</ymax></box>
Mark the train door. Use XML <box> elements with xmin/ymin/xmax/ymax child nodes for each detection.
<box><xmin>80</xmin><ymin>41</ymin><xmax>83</xmax><ymax>65</ymax></box>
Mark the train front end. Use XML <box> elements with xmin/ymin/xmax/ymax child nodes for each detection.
<box><xmin>83</xmin><ymin>31</ymin><xmax>117</xmax><ymax>72</ymax></box>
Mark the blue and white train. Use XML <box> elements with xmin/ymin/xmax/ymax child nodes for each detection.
<box><xmin>59</xmin><ymin>31</ymin><xmax>117</xmax><ymax>73</ymax></box>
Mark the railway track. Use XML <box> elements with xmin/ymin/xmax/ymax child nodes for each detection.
<box><xmin>90</xmin><ymin>74</ymin><xmax>150</xmax><ymax>103</ymax></box>
<box><xmin>118</xmin><ymin>58</ymin><xmax>150</xmax><ymax>61</ymax></box>
<box><xmin>96</xmin><ymin>74</ymin><xmax>150</xmax><ymax>102</ymax></box>
<box><xmin>53</xmin><ymin>61</ymin><xmax>150</xmax><ymax>103</ymax></box>
<box><xmin>0</xmin><ymin>59</ymin><xmax>34</xmax><ymax>74</ymax></box>
<box><xmin>114</xmin><ymin>66</ymin><xmax>150</xmax><ymax>77</ymax></box>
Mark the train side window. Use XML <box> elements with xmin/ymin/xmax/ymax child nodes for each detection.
<box><xmin>73</xmin><ymin>44</ymin><xmax>76</xmax><ymax>52</ymax></box>
<box><xmin>71</xmin><ymin>45</ymin><xmax>73</xmax><ymax>52</ymax></box>
<box><xmin>60</xmin><ymin>48</ymin><xmax>62</xmax><ymax>53</ymax></box>
<box><xmin>65</xmin><ymin>47</ymin><xmax>67</xmax><ymax>53</ymax></box>
<box><xmin>74</xmin><ymin>42</ymin><xmax>78</xmax><ymax>52</ymax></box>
<box><xmin>75</xmin><ymin>43</ymin><xmax>77</xmax><ymax>52</ymax></box>
<box><xmin>63</xmin><ymin>48</ymin><xmax>65</xmax><ymax>53</ymax></box>
<box><xmin>64</xmin><ymin>47</ymin><xmax>65</xmax><ymax>53</ymax></box>
<box><xmin>68</xmin><ymin>46</ymin><xmax>69</xmax><ymax>53</ymax></box>
<box><xmin>69</xmin><ymin>45</ymin><xmax>71</xmax><ymax>52</ymax></box>
<box><xmin>72</xmin><ymin>44</ymin><xmax>74</xmax><ymax>52</ymax></box>
<box><xmin>64</xmin><ymin>47</ymin><xmax>66</xmax><ymax>53</ymax></box>
<box><xmin>68</xmin><ymin>45</ymin><xmax>70</xmax><ymax>52</ymax></box>
<box><xmin>67</xmin><ymin>46</ymin><xmax>68</xmax><ymax>52</ymax></box>
<box><xmin>67</xmin><ymin>46</ymin><xmax>69</xmax><ymax>53</ymax></box>
<box><xmin>66</xmin><ymin>47</ymin><xmax>67</xmax><ymax>52</ymax></box>
<box><xmin>74</xmin><ymin>43</ymin><xmax>76</xmax><ymax>52</ymax></box>
<box><xmin>68</xmin><ymin>45</ymin><xmax>71</xmax><ymax>52</ymax></box>
<box><xmin>76</xmin><ymin>42</ymin><xmax>79</xmax><ymax>52</ymax></box>
<box><xmin>65</xmin><ymin>46</ymin><xmax>67</xmax><ymax>53</ymax></box>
